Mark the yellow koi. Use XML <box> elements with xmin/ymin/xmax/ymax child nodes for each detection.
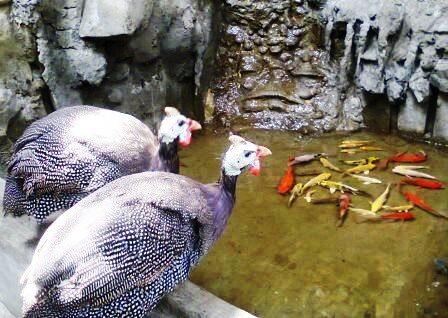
<box><xmin>359</xmin><ymin>146</ymin><xmax>384</xmax><ymax>151</ymax></box>
<box><xmin>341</xmin><ymin>140</ymin><xmax>372</xmax><ymax>144</ymax></box>
<box><xmin>319</xmin><ymin>157</ymin><xmax>342</xmax><ymax>172</ymax></box>
<box><xmin>300</xmin><ymin>173</ymin><xmax>331</xmax><ymax>195</ymax></box>
<box><xmin>344</xmin><ymin>162</ymin><xmax>376</xmax><ymax>175</ymax></box>
<box><xmin>340</xmin><ymin>148</ymin><xmax>362</xmax><ymax>154</ymax></box>
<box><xmin>319</xmin><ymin>180</ymin><xmax>359</xmax><ymax>194</ymax></box>
<box><xmin>342</xmin><ymin>157</ymin><xmax>380</xmax><ymax>166</ymax></box>
<box><xmin>371</xmin><ymin>183</ymin><xmax>391</xmax><ymax>213</ymax></box>
<box><xmin>339</xmin><ymin>141</ymin><xmax>373</xmax><ymax>148</ymax></box>
<box><xmin>288</xmin><ymin>183</ymin><xmax>303</xmax><ymax>207</ymax></box>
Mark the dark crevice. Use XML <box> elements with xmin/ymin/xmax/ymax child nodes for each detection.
<box><xmin>330</xmin><ymin>21</ymin><xmax>347</xmax><ymax>62</ymax></box>
<box><xmin>389</xmin><ymin>100</ymin><xmax>400</xmax><ymax>134</ymax></box>
<box><xmin>30</xmin><ymin>59</ymin><xmax>55</xmax><ymax>114</ymax></box>
<box><xmin>364</xmin><ymin>27</ymin><xmax>378</xmax><ymax>54</ymax></box>
<box><xmin>424</xmin><ymin>85</ymin><xmax>439</xmax><ymax>136</ymax></box>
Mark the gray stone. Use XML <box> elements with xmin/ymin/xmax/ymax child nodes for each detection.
<box><xmin>79</xmin><ymin>0</ymin><xmax>148</xmax><ymax>37</ymax></box>
<box><xmin>433</xmin><ymin>92</ymin><xmax>448</xmax><ymax>141</ymax></box>
<box><xmin>430</xmin><ymin>59</ymin><xmax>448</xmax><ymax>93</ymax></box>
<box><xmin>397</xmin><ymin>90</ymin><xmax>428</xmax><ymax>134</ymax></box>
<box><xmin>409</xmin><ymin>68</ymin><xmax>430</xmax><ymax>103</ymax></box>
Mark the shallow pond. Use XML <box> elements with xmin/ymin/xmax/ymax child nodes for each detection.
<box><xmin>181</xmin><ymin>129</ymin><xmax>448</xmax><ymax>318</ymax></box>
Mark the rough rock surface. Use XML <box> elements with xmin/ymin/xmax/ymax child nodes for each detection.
<box><xmin>0</xmin><ymin>4</ymin><xmax>46</xmax><ymax>161</ymax></box>
<box><xmin>5</xmin><ymin>0</ymin><xmax>213</xmax><ymax>133</ymax></box>
<box><xmin>211</xmin><ymin>0</ymin><xmax>448</xmax><ymax>141</ymax></box>
<box><xmin>0</xmin><ymin>0</ymin><xmax>447</xmax><ymax>150</ymax></box>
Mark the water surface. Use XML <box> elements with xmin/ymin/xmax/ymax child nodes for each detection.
<box><xmin>181</xmin><ymin>129</ymin><xmax>448</xmax><ymax>317</ymax></box>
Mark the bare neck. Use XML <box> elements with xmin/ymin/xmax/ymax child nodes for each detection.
<box><xmin>151</xmin><ymin>140</ymin><xmax>179</xmax><ymax>173</ymax></box>
<box><xmin>205</xmin><ymin>170</ymin><xmax>238</xmax><ymax>241</ymax></box>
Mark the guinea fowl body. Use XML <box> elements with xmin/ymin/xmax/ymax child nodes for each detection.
<box><xmin>21</xmin><ymin>171</ymin><xmax>235</xmax><ymax>317</ymax></box>
<box><xmin>4</xmin><ymin>106</ymin><xmax>184</xmax><ymax>222</ymax></box>
<box><xmin>21</xmin><ymin>135</ymin><xmax>271</xmax><ymax>317</ymax></box>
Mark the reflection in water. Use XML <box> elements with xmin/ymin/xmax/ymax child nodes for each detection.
<box><xmin>181</xmin><ymin>129</ymin><xmax>448</xmax><ymax>317</ymax></box>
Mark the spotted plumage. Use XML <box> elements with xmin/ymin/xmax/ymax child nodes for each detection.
<box><xmin>4</xmin><ymin>105</ymin><xmax>200</xmax><ymax>222</ymax></box>
<box><xmin>21</xmin><ymin>136</ymin><xmax>271</xmax><ymax>317</ymax></box>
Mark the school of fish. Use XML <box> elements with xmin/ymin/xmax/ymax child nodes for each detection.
<box><xmin>277</xmin><ymin>140</ymin><xmax>446</xmax><ymax>227</ymax></box>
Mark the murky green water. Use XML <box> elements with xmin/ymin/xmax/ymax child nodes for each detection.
<box><xmin>181</xmin><ymin>129</ymin><xmax>448</xmax><ymax>318</ymax></box>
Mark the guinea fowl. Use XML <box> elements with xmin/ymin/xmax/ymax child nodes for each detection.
<box><xmin>21</xmin><ymin>135</ymin><xmax>271</xmax><ymax>318</ymax></box>
<box><xmin>3</xmin><ymin>105</ymin><xmax>201</xmax><ymax>222</ymax></box>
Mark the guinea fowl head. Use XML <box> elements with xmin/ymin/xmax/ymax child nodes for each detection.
<box><xmin>158</xmin><ymin>107</ymin><xmax>202</xmax><ymax>147</ymax></box>
<box><xmin>222</xmin><ymin>135</ymin><xmax>272</xmax><ymax>176</ymax></box>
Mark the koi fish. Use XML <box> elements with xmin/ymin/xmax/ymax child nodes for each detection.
<box><xmin>434</xmin><ymin>259</ymin><xmax>448</xmax><ymax>276</ymax></box>
<box><xmin>341</xmin><ymin>140</ymin><xmax>372</xmax><ymax>144</ymax></box>
<box><xmin>401</xmin><ymin>191</ymin><xmax>448</xmax><ymax>218</ymax></box>
<box><xmin>380</xmin><ymin>212</ymin><xmax>415</xmax><ymax>220</ymax></box>
<box><xmin>304</xmin><ymin>190</ymin><xmax>317</xmax><ymax>203</ymax></box>
<box><xmin>288</xmin><ymin>183</ymin><xmax>303</xmax><ymax>207</ymax></box>
<box><xmin>349</xmin><ymin>207</ymin><xmax>376</xmax><ymax>216</ymax></box>
<box><xmin>344</xmin><ymin>162</ymin><xmax>376</xmax><ymax>175</ymax></box>
<box><xmin>300</xmin><ymin>173</ymin><xmax>332</xmax><ymax>195</ymax></box>
<box><xmin>376</xmin><ymin>158</ymin><xmax>389</xmax><ymax>170</ymax></box>
<box><xmin>359</xmin><ymin>146</ymin><xmax>384</xmax><ymax>151</ymax></box>
<box><xmin>392</xmin><ymin>166</ymin><xmax>436</xmax><ymax>180</ymax></box>
<box><xmin>340</xmin><ymin>148</ymin><xmax>362</xmax><ymax>154</ymax></box>
<box><xmin>319</xmin><ymin>180</ymin><xmax>359</xmax><ymax>194</ymax></box>
<box><xmin>336</xmin><ymin>194</ymin><xmax>350</xmax><ymax>227</ymax></box>
<box><xmin>355</xmin><ymin>212</ymin><xmax>415</xmax><ymax>223</ymax></box>
<box><xmin>289</xmin><ymin>153</ymin><xmax>326</xmax><ymax>166</ymax></box>
<box><xmin>349</xmin><ymin>174</ymin><xmax>382</xmax><ymax>185</ymax></box>
<box><xmin>319</xmin><ymin>157</ymin><xmax>342</xmax><ymax>172</ymax></box>
<box><xmin>342</xmin><ymin>157</ymin><xmax>380</xmax><ymax>166</ymax></box>
<box><xmin>277</xmin><ymin>162</ymin><xmax>295</xmax><ymax>195</ymax></box>
<box><xmin>383</xmin><ymin>204</ymin><xmax>414</xmax><ymax>212</ymax></box>
<box><xmin>400</xmin><ymin>178</ymin><xmax>444</xmax><ymax>189</ymax></box>
<box><xmin>339</xmin><ymin>140</ymin><xmax>373</xmax><ymax>148</ymax></box>
<box><xmin>371</xmin><ymin>183</ymin><xmax>391</xmax><ymax>213</ymax></box>
<box><xmin>389</xmin><ymin>150</ymin><xmax>427</xmax><ymax>163</ymax></box>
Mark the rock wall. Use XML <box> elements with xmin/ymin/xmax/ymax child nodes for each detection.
<box><xmin>0</xmin><ymin>0</ymin><xmax>215</xmax><ymax>161</ymax></box>
<box><xmin>210</xmin><ymin>0</ymin><xmax>448</xmax><ymax>142</ymax></box>
<box><xmin>0</xmin><ymin>0</ymin><xmax>447</xmax><ymax>149</ymax></box>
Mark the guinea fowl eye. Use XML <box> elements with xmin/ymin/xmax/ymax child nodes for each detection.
<box><xmin>178</xmin><ymin>120</ymin><xmax>185</xmax><ymax>127</ymax></box>
<box><xmin>244</xmin><ymin>151</ymin><xmax>253</xmax><ymax>158</ymax></box>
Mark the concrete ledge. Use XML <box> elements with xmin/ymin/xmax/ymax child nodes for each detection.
<box><xmin>0</xmin><ymin>178</ymin><xmax>256</xmax><ymax>318</ymax></box>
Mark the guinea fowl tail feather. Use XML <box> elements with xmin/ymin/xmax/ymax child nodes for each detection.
<box><xmin>3</xmin><ymin>176</ymin><xmax>27</xmax><ymax>216</ymax></box>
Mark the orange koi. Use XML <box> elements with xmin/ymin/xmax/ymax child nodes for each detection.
<box><xmin>401</xmin><ymin>191</ymin><xmax>447</xmax><ymax>218</ymax></box>
<box><xmin>389</xmin><ymin>151</ymin><xmax>427</xmax><ymax>163</ymax></box>
<box><xmin>277</xmin><ymin>160</ymin><xmax>295</xmax><ymax>195</ymax></box>
<box><xmin>401</xmin><ymin>178</ymin><xmax>444</xmax><ymax>189</ymax></box>
<box><xmin>336</xmin><ymin>194</ymin><xmax>350</xmax><ymax>227</ymax></box>
<box><xmin>356</xmin><ymin>211</ymin><xmax>415</xmax><ymax>223</ymax></box>
<box><xmin>380</xmin><ymin>212</ymin><xmax>415</xmax><ymax>221</ymax></box>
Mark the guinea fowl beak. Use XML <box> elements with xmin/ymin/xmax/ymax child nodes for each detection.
<box><xmin>188</xmin><ymin>119</ymin><xmax>202</xmax><ymax>132</ymax></box>
<box><xmin>179</xmin><ymin>119</ymin><xmax>202</xmax><ymax>147</ymax></box>
<box><xmin>249</xmin><ymin>145</ymin><xmax>272</xmax><ymax>176</ymax></box>
<box><xmin>256</xmin><ymin>145</ymin><xmax>272</xmax><ymax>157</ymax></box>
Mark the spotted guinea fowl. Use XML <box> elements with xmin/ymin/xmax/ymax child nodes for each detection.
<box><xmin>3</xmin><ymin>105</ymin><xmax>201</xmax><ymax>222</ymax></box>
<box><xmin>21</xmin><ymin>135</ymin><xmax>271</xmax><ymax>318</ymax></box>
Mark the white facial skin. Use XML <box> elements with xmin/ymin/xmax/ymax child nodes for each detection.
<box><xmin>223</xmin><ymin>137</ymin><xmax>261</xmax><ymax>176</ymax></box>
<box><xmin>158</xmin><ymin>114</ymin><xmax>190</xmax><ymax>145</ymax></box>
